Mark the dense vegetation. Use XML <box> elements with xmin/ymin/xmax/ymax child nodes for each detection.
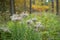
<box><xmin>0</xmin><ymin>13</ymin><xmax>60</xmax><ymax>40</ymax></box>
<box><xmin>0</xmin><ymin>0</ymin><xmax>60</xmax><ymax>40</ymax></box>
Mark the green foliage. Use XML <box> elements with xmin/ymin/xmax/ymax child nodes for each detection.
<box><xmin>0</xmin><ymin>0</ymin><xmax>9</xmax><ymax>12</ymax></box>
<box><xmin>1</xmin><ymin>13</ymin><xmax>60</xmax><ymax>40</ymax></box>
<box><xmin>6</xmin><ymin>21</ymin><xmax>40</xmax><ymax>40</ymax></box>
<box><xmin>0</xmin><ymin>12</ymin><xmax>10</xmax><ymax>24</ymax></box>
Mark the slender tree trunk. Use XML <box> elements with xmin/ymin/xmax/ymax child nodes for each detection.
<box><xmin>30</xmin><ymin>0</ymin><xmax>32</xmax><ymax>14</ymax></box>
<box><xmin>51</xmin><ymin>0</ymin><xmax>54</xmax><ymax>13</ymax></box>
<box><xmin>24</xmin><ymin>0</ymin><xmax>26</xmax><ymax>13</ymax></box>
<box><xmin>10</xmin><ymin>0</ymin><xmax>15</xmax><ymax>15</ymax></box>
<box><xmin>56</xmin><ymin>0</ymin><xmax>59</xmax><ymax>15</ymax></box>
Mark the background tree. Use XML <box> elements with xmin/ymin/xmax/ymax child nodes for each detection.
<box><xmin>0</xmin><ymin>0</ymin><xmax>9</xmax><ymax>13</ymax></box>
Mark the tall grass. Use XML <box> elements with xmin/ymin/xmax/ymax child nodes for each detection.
<box><xmin>0</xmin><ymin>13</ymin><xmax>60</xmax><ymax>40</ymax></box>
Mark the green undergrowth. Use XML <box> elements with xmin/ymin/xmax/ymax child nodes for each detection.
<box><xmin>0</xmin><ymin>13</ymin><xmax>60</xmax><ymax>40</ymax></box>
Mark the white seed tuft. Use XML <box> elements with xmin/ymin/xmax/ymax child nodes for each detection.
<box><xmin>10</xmin><ymin>14</ymin><xmax>22</xmax><ymax>21</ymax></box>
<box><xmin>26</xmin><ymin>20</ymin><xmax>33</xmax><ymax>25</ymax></box>
<box><xmin>20</xmin><ymin>12</ymin><xmax>29</xmax><ymax>18</ymax></box>
<box><xmin>32</xmin><ymin>18</ymin><xmax>37</xmax><ymax>22</ymax></box>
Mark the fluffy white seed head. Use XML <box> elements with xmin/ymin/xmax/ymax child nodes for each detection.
<box><xmin>35</xmin><ymin>22</ymin><xmax>45</xmax><ymax>31</ymax></box>
<box><xmin>10</xmin><ymin>14</ymin><xmax>22</xmax><ymax>21</ymax></box>
<box><xmin>27</xmin><ymin>20</ymin><xmax>33</xmax><ymax>25</ymax></box>
<box><xmin>0</xmin><ymin>27</ymin><xmax>11</xmax><ymax>33</ymax></box>
<box><xmin>35</xmin><ymin>22</ymin><xmax>42</xmax><ymax>27</ymax></box>
<box><xmin>32</xmin><ymin>18</ymin><xmax>37</xmax><ymax>22</ymax></box>
<box><xmin>10</xmin><ymin>16</ymin><xmax>17</xmax><ymax>21</ymax></box>
<box><xmin>20</xmin><ymin>12</ymin><xmax>29</xmax><ymax>18</ymax></box>
<box><xmin>17</xmin><ymin>17</ymin><xmax>22</xmax><ymax>21</ymax></box>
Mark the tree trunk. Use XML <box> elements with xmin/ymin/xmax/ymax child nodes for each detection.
<box><xmin>56</xmin><ymin>0</ymin><xmax>59</xmax><ymax>15</ymax></box>
<box><xmin>10</xmin><ymin>0</ymin><xmax>15</xmax><ymax>15</ymax></box>
<box><xmin>30</xmin><ymin>0</ymin><xmax>32</xmax><ymax>14</ymax></box>
<box><xmin>51</xmin><ymin>0</ymin><xmax>54</xmax><ymax>13</ymax></box>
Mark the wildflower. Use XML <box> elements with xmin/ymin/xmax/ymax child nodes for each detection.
<box><xmin>26</xmin><ymin>20</ymin><xmax>33</xmax><ymax>25</ymax></box>
<box><xmin>10</xmin><ymin>14</ymin><xmax>22</xmax><ymax>21</ymax></box>
<box><xmin>34</xmin><ymin>22</ymin><xmax>45</xmax><ymax>31</ymax></box>
<box><xmin>33</xmin><ymin>22</ymin><xmax>41</xmax><ymax>32</ymax></box>
<box><xmin>0</xmin><ymin>27</ymin><xmax>11</xmax><ymax>33</ymax></box>
<box><xmin>11</xmin><ymin>14</ymin><xmax>19</xmax><ymax>17</ymax></box>
<box><xmin>11</xmin><ymin>17</ymin><xmax>18</xmax><ymax>21</ymax></box>
<box><xmin>35</xmin><ymin>22</ymin><xmax>42</xmax><ymax>28</ymax></box>
<box><xmin>32</xmin><ymin>18</ymin><xmax>37</xmax><ymax>22</ymax></box>
<box><xmin>20</xmin><ymin>12</ymin><xmax>29</xmax><ymax>18</ymax></box>
<box><xmin>17</xmin><ymin>17</ymin><xmax>22</xmax><ymax>21</ymax></box>
<box><xmin>10</xmin><ymin>14</ymin><xmax>18</xmax><ymax>21</ymax></box>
